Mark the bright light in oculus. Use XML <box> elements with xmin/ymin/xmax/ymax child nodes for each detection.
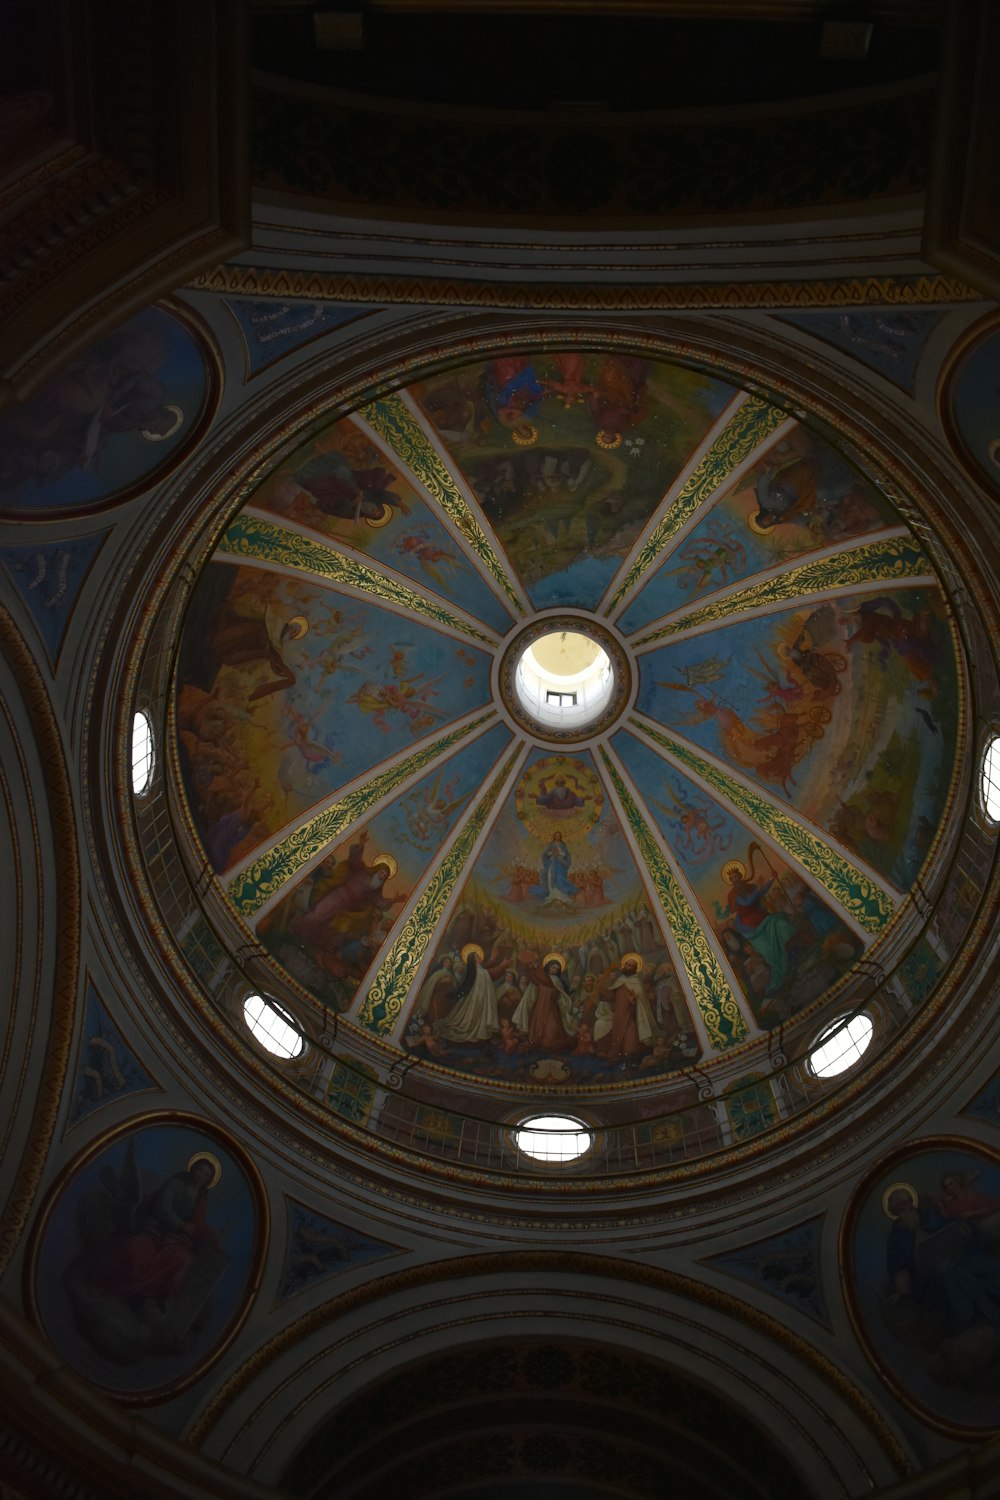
<box><xmin>516</xmin><ymin>1113</ymin><xmax>592</xmax><ymax>1161</ymax></box>
<box><xmin>515</xmin><ymin>631</ymin><xmax>613</xmax><ymax>732</ymax></box>
<box><xmin>808</xmin><ymin>1013</ymin><xmax>873</xmax><ymax>1078</ymax></box>
<box><xmin>244</xmin><ymin>994</ymin><xmax>305</xmax><ymax>1059</ymax></box>
<box><xmin>982</xmin><ymin>734</ymin><xmax>1000</xmax><ymax>822</ymax></box>
<box><xmin>131</xmin><ymin>710</ymin><xmax>154</xmax><ymax>795</ymax></box>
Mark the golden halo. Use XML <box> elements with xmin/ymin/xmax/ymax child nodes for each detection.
<box><xmin>460</xmin><ymin>942</ymin><xmax>485</xmax><ymax>963</ymax></box>
<box><xmin>746</xmin><ymin>508</ymin><xmax>776</xmax><ymax>535</ymax></box>
<box><xmin>142</xmin><ymin>404</ymin><xmax>184</xmax><ymax>442</ymax></box>
<box><xmin>187</xmin><ymin>1151</ymin><xmax>222</xmax><ymax>1188</ymax></box>
<box><xmin>882</xmin><ymin>1181</ymin><xmax>918</xmax><ymax>1219</ymax></box>
<box><xmin>595</xmin><ymin>429</ymin><xmax>622</xmax><ymax>450</ymax></box>
<box><xmin>989</xmin><ymin>438</ymin><xmax>1000</xmax><ymax>470</ymax></box>
<box><xmin>286</xmin><ymin>615</ymin><xmax>309</xmax><ymax>640</ymax></box>
<box><xmin>722</xmin><ymin>860</ymin><xmax>746</xmax><ymax>884</ymax></box>
<box><xmin>542</xmin><ymin>951</ymin><xmax>565</xmax><ymax>972</ymax></box>
<box><xmin>620</xmin><ymin>952</ymin><xmax>644</xmax><ymax>973</ymax></box>
<box><xmin>372</xmin><ymin>853</ymin><xmax>397</xmax><ymax>879</ymax></box>
<box><xmin>365</xmin><ymin>502</ymin><xmax>393</xmax><ymax>528</ymax></box>
<box><xmin>511</xmin><ymin>423</ymin><xmax>538</xmax><ymax>447</ymax></box>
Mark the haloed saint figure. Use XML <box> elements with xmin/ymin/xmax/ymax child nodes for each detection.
<box><xmin>847</xmin><ymin>1143</ymin><xmax>1000</xmax><ymax>1434</ymax></box>
<box><xmin>63</xmin><ymin>1144</ymin><xmax>227</xmax><ymax>1364</ymax></box>
<box><xmin>32</xmin><ymin>1120</ymin><xmax>261</xmax><ymax>1393</ymax></box>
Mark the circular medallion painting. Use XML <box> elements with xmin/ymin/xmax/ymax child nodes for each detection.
<box><xmin>0</xmin><ymin>305</ymin><xmax>215</xmax><ymax>518</ymax></box>
<box><xmin>941</xmin><ymin>317</ymin><xmax>1000</xmax><ymax>500</ymax></box>
<box><xmin>845</xmin><ymin>1138</ymin><xmax>1000</xmax><ymax>1435</ymax></box>
<box><xmin>172</xmin><ymin>349</ymin><xmax>963</xmax><ymax>1098</ymax></box>
<box><xmin>28</xmin><ymin>1116</ymin><xmax>265</xmax><ymax>1401</ymax></box>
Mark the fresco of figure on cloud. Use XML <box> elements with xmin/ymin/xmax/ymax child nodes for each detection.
<box><xmin>29</xmin><ymin>1120</ymin><xmax>263</xmax><ymax>1399</ymax></box>
<box><xmin>0</xmin><ymin>307</ymin><xmax>212</xmax><ymax>515</ymax></box>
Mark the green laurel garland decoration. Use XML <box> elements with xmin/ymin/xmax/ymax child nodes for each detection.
<box><xmin>358</xmin><ymin>746</ymin><xmax>522</xmax><ymax>1035</ymax></box>
<box><xmin>358</xmin><ymin>394</ymin><xmax>524</xmax><ymax>615</ymax></box>
<box><xmin>220</xmin><ymin>512</ymin><xmax>496</xmax><ymax>645</ymax></box>
<box><xmin>635</xmin><ymin>533</ymin><xmax>932</xmax><ymax>646</ymax></box>
<box><xmin>599</xmin><ymin>749</ymin><xmax>747</xmax><ymax>1050</ymax></box>
<box><xmin>604</xmin><ymin>396</ymin><xmax>786</xmax><ymax>617</ymax></box>
<box><xmin>629</xmin><ymin>719</ymin><xmax>894</xmax><ymax>933</ymax></box>
<box><xmin>228</xmin><ymin>713</ymin><xmax>497</xmax><ymax>917</ymax></box>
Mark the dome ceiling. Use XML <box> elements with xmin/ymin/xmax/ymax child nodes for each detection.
<box><xmin>173</xmin><ymin>348</ymin><xmax>962</xmax><ymax>1105</ymax></box>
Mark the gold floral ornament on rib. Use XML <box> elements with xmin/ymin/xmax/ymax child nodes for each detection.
<box><xmin>634</xmin><ymin>534</ymin><xmax>934</xmax><ymax>648</ymax></box>
<box><xmin>599</xmin><ymin>749</ymin><xmax>747</xmax><ymax>1050</ymax></box>
<box><xmin>629</xmin><ymin>717</ymin><xmax>896</xmax><ymax>933</ymax></box>
<box><xmin>220</xmin><ymin>512</ymin><xmax>497</xmax><ymax>646</ymax></box>
<box><xmin>228</xmin><ymin>713</ymin><xmax>497</xmax><ymax>919</ymax></box>
<box><xmin>604</xmin><ymin>396</ymin><xmax>788</xmax><ymax>619</ymax></box>
<box><xmin>358</xmin><ymin>394</ymin><xmax>525</xmax><ymax>617</ymax></box>
<box><xmin>358</xmin><ymin>747</ymin><xmax>523</xmax><ymax>1036</ymax></box>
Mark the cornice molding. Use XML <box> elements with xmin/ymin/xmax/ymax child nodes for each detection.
<box><xmin>191</xmin><ymin>264</ymin><xmax>980</xmax><ymax>310</ymax></box>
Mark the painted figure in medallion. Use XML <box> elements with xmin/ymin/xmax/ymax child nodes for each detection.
<box><xmin>847</xmin><ymin>1143</ymin><xmax>1000</xmax><ymax>1433</ymax></box>
<box><xmin>0</xmin><ymin>307</ymin><xmax>210</xmax><ymax>512</ymax></box>
<box><xmin>32</xmin><ymin>1121</ymin><xmax>262</xmax><ymax>1398</ymax></box>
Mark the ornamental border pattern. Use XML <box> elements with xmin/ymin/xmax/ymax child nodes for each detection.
<box><xmin>357</xmin><ymin>746</ymin><xmax>522</xmax><ymax>1033</ymax></box>
<box><xmin>359</xmin><ymin>394</ymin><xmax>524</xmax><ymax>615</ymax></box>
<box><xmin>599</xmin><ymin>747</ymin><xmax>747</xmax><ymax>1049</ymax></box>
<box><xmin>634</xmin><ymin>533</ymin><xmax>933</xmax><ymax>645</ymax></box>
<box><xmin>228</xmin><ymin>712</ymin><xmax>496</xmax><ymax>916</ymax></box>
<box><xmin>189</xmin><ymin>265</ymin><xmax>979</xmax><ymax>312</ymax></box>
<box><xmin>220</xmin><ymin>511</ymin><xmax>497</xmax><ymax>645</ymax></box>
<box><xmin>628</xmin><ymin>718</ymin><xmax>894</xmax><ymax>933</ymax></box>
<box><xmin>606</xmin><ymin>396</ymin><xmax>788</xmax><ymax>616</ymax></box>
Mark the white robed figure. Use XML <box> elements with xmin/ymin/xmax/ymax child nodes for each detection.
<box><xmin>433</xmin><ymin>944</ymin><xmax>499</xmax><ymax>1042</ymax></box>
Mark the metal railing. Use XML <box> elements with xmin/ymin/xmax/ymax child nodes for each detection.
<box><xmin>124</xmin><ymin>557</ymin><xmax>1000</xmax><ymax>1179</ymax></box>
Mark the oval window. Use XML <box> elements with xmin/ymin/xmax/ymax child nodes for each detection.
<box><xmin>243</xmin><ymin>993</ymin><xmax>305</xmax><ymax>1059</ymax></box>
<box><xmin>131</xmin><ymin>709</ymin><xmax>154</xmax><ymax>795</ymax></box>
<box><xmin>982</xmin><ymin>733</ymin><xmax>1000</xmax><ymax>823</ymax></box>
<box><xmin>808</xmin><ymin>1012</ymin><xmax>873</xmax><ymax>1078</ymax></box>
<box><xmin>515</xmin><ymin>1113</ymin><xmax>592</xmax><ymax>1162</ymax></box>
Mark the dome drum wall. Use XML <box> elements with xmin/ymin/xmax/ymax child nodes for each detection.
<box><xmin>111</xmin><ymin>325</ymin><xmax>1000</xmax><ymax>1196</ymax></box>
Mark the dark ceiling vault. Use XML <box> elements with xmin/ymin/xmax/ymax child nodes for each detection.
<box><xmin>283</xmin><ymin>1340</ymin><xmax>807</xmax><ymax>1500</ymax></box>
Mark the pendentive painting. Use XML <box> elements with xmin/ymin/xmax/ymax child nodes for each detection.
<box><xmin>28</xmin><ymin>1115</ymin><xmax>266</xmax><ymax>1401</ymax></box>
<box><xmin>941</xmin><ymin>318</ymin><xmax>1000</xmax><ymax>500</ymax></box>
<box><xmin>0</xmin><ymin>305</ymin><xmax>215</xmax><ymax>517</ymax></box>
<box><xmin>844</xmin><ymin>1138</ymin><xmax>1000</xmax><ymax>1434</ymax></box>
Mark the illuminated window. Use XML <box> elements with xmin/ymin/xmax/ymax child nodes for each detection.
<box><xmin>243</xmin><ymin>994</ymin><xmax>305</xmax><ymax>1059</ymax></box>
<box><xmin>515</xmin><ymin>1113</ymin><xmax>592</xmax><ymax>1162</ymax></box>
<box><xmin>515</xmin><ymin>630</ymin><xmax>613</xmax><ymax>732</ymax></box>
<box><xmin>131</xmin><ymin>710</ymin><xmax>154</xmax><ymax>795</ymax></box>
<box><xmin>808</xmin><ymin>1012</ymin><xmax>873</xmax><ymax>1078</ymax></box>
<box><xmin>982</xmin><ymin>734</ymin><xmax>1000</xmax><ymax>823</ymax></box>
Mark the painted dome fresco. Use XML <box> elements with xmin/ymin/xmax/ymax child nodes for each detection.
<box><xmin>170</xmin><ymin>348</ymin><xmax>963</xmax><ymax>1146</ymax></box>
